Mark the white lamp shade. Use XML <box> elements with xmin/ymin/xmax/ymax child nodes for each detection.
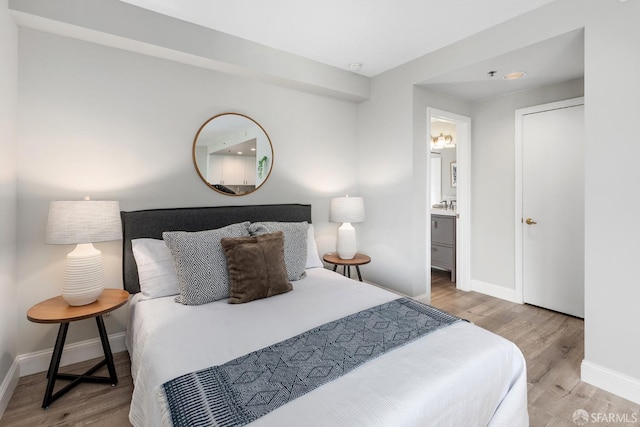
<box><xmin>329</xmin><ymin>196</ymin><xmax>365</xmax><ymax>223</ymax></box>
<box><xmin>45</xmin><ymin>199</ymin><xmax>122</xmax><ymax>306</ymax></box>
<box><xmin>46</xmin><ymin>200</ymin><xmax>122</xmax><ymax>244</ymax></box>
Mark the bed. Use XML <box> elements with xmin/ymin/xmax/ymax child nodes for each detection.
<box><xmin>122</xmin><ymin>204</ymin><xmax>528</xmax><ymax>427</ymax></box>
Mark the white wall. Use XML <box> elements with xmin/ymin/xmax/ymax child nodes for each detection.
<box><xmin>357</xmin><ymin>75</ymin><xmax>415</xmax><ymax>295</ymax></box>
<box><xmin>0</xmin><ymin>0</ymin><xmax>19</xmax><ymax>416</ymax></box>
<box><xmin>16</xmin><ymin>28</ymin><xmax>359</xmax><ymax>357</ymax></box>
<box><xmin>358</xmin><ymin>0</ymin><xmax>640</xmax><ymax>404</ymax></box>
<box><xmin>10</xmin><ymin>0</ymin><xmax>369</xmax><ymax>102</ymax></box>
<box><xmin>471</xmin><ymin>78</ymin><xmax>584</xmax><ymax>293</ymax></box>
<box><xmin>581</xmin><ymin>0</ymin><xmax>640</xmax><ymax>400</ymax></box>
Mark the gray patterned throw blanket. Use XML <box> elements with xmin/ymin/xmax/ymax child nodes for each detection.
<box><xmin>160</xmin><ymin>298</ymin><xmax>462</xmax><ymax>427</ymax></box>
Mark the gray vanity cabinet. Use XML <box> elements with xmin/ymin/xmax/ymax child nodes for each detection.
<box><xmin>431</xmin><ymin>214</ymin><xmax>456</xmax><ymax>282</ymax></box>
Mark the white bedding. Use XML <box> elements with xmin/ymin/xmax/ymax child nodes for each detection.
<box><xmin>127</xmin><ymin>268</ymin><xmax>528</xmax><ymax>427</ymax></box>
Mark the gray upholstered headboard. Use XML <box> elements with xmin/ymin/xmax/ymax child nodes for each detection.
<box><xmin>121</xmin><ymin>204</ymin><xmax>312</xmax><ymax>294</ymax></box>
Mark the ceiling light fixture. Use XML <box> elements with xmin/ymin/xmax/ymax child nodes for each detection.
<box><xmin>431</xmin><ymin>133</ymin><xmax>455</xmax><ymax>149</ymax></box>
<box><xmin>348</xmin><ymin>63</ymin><xmax>362</xmax><ymax>71</ymax></box>
<box><xmin>503</xmin><ymin>71</ymin><xmax>526</xmax><ymax>80</ymax></box>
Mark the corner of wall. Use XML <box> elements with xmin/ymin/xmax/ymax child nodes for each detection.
<box><xmin>471</xmin><ymin>280</ymin><xmax>518</xmax><ymax>303</ymax></box>
<box><xmin>0</xmin><ymin>0</ymin><xmax>20</xmax><ymax>417</ymax></box>
<box><xmin>581</xmin><ymin>360</ymin><xmax>640</xmax><ymax>405</ymax></box>
<box><xmin>0</xmin><ymin>360</ymin><xmax>19</xmax><ymax>419</ymax></box>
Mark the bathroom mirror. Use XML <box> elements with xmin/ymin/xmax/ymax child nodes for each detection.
<box><xmin>193</xmin><ymin>113</ymin><xmax>274</xmax><ymax>196</ymax></box>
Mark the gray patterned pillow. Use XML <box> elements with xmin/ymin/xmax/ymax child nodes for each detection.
<box><xmin>249</xmin><ymin>221</ymin><xmax>308</xmax><ymax>281</ymax></box>
<box><xmin>163</xmin><ymin>222</ymin><xmax>250</xmax><ymax>305</ymax></box>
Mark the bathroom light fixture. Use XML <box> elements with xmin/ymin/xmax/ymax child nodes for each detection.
<box><xmin>503</xmin><ymin>71</ymin><xmax>526</xmax><ymax>80</ymax></box>
<box><xmin>431</xmin><ymin>133</ymin><xmax>455</xmax><ymax>149</ymax></box>
<box><xmin>330</xmin><ymin>196</ymin><xmax>365</xmax><ymax>259</ymax></box>
<box><xmin>46</xmin><ymin>197</ymin><xmax>122</xmax><ymax>306</ymax></box>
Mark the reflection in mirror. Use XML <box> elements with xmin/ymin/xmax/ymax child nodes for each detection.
<box><xmin>430</xmin><ymin>118</ymin><xmax>457</xmax><ymax>207</ymax></box>
<box><xmin>430</xmin><ymin>157</ymin><xmax>442</xmax><ymax>205</ymax></box>
<box><xmin>193</xmin><ymin>113</ymin><xmax>274</xmax><ymax>196</ymax></box>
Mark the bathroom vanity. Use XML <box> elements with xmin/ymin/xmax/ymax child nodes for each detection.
<box><xmin>431</xmin><ymin>209</ymin><xmax>456</xmax><ymax>282</ymax></box>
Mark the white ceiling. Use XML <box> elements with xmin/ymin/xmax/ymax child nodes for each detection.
<box><xmin>118</xmin><ymin>0</ymin><xmax>559</xmax><ymax>77</ymax></box>
<box><xmin>420</xmin><ymin>28</ymin><xmax>584</xmax><ymax>102</ymax></box>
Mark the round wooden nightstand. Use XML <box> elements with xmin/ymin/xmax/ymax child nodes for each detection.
<box><xmin>27</xmin><ymin>288</ymin><xmax>129</xmax><ymax>408</ymax></box>
<box><xmin>323</xmin><ymin>253</ymin><xmax>371</xmax><ymax>282</ymax></box>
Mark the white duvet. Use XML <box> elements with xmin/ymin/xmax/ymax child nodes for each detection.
<box><xmin>127</xmin><ymin>268</ymin><xmax>528</xmax><ymax>427</ymax></box>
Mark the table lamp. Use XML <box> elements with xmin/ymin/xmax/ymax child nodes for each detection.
<box><xmin>330</xmin><ymin>196</ymin><xmax>365</xmax><ymax>259</ymax></box>
<box><xmin>45</xmin><ymin>197</ymin><xmax>122</xmax><ymax>306</ymax></box>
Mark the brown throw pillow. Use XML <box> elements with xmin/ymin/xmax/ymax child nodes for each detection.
<box><xmin>221</xmin><ymin>232</ymin><xmax>293</xmax><ymax>304</ymax></box>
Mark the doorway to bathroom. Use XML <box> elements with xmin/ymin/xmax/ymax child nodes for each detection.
<box><xmin>427</xmin><ymin>108</ymin><xmax>471</xmax><ymax>296</ymax></box>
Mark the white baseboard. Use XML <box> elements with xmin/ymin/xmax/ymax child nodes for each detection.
<box><xmin>413</xmin><ymin>293</ymin><xmax>428</xmax><ymax>301</ymax></box>
<box><xmin>0</xmin><ymin>359</ymin><xmax>20</xmax><ymax>419</ymax></box>
<box><xmin>581</xmin><ymin>360</ymin><xmax>640</xmax><ymax>405</ymax></box>
<box><xmin>364</xmin><ymin>280</ymin><xmax>408</xmax><ymax>297</ymax></box>
<box><xmin>18</xmin><ymin>332</ymin><xmax>127</xmax><ymax>377</ymax></box>
<box><xmin>471</xmin><ymin>280</ymin><xmax>519</xmax><ymax>303</ymax></box>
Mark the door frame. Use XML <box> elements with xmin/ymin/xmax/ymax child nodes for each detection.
<box><xmin>514</xmin><ymin>97</ymin><xmax>584</xmax><ymax>303</ymax></box>
<box><xmin>427</xmin><ymin>108</ymin><xmax>471</xmax><ymax>293</ymax></box>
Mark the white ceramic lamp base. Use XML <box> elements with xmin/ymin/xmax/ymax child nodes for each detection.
<box><xmin>337</xmin><ymin>222</ymin><xmax>357</xmax><ymax>259</ymax></box>
<box><xmin>62</xmin><ymin>243</ymin><xmax>105</xmax><ymax>306</ymax></box>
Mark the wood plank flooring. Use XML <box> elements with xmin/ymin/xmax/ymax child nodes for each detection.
<box><xmin>2</xmin><ymin>272</ymin><xmax>639</xmax><ymax>426</ymax></box>
<box><xmin>426</xmin><ymin>269</ymin><xmax>640</xmax><ymax>427</ymax></box>
<box><xmin>0</xmin><ymin>352</ymin><xmax>133</xmax><ymax>426</ymax></box>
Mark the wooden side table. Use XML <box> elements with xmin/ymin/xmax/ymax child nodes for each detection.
<box><xmin>323</xmin><ymin>253</ymin><xmax>371</xmax><ymax>281</ymax></box>
<box><xmin>27</xmin><ymin>288</ymin><xmax>129</xmax><ymax>409</ymax></box>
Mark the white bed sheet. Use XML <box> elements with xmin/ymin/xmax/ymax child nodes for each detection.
<box><xmin>127</xmin><ymin>268</ymin><xmax>528</xmax><ymax>427</ymax></box>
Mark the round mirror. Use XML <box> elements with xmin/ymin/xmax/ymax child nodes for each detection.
<box><xmin>193</xmin><ymin>113</ymin><xmax>274</xmax><ymax>196</ymax></box>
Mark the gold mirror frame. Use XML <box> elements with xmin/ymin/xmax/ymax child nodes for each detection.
<box><xmin>192</xmin><ymin>113</ymin><xmax>274</xmax><ymax>196</ymax></box>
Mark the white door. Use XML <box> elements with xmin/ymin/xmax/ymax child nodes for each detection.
<box><xmin>521</xmin><ymin>101</ymin><xmax>584</xmax><ymax>318</ymax></box>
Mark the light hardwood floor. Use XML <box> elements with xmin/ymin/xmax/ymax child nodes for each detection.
<box><xmin>2</xmin><ymin>272</ymin><xmax>639</xmax><ymax>426</ymax></box>
<box><xmin>426</xmin><ymin>269</ymin><xmax>640</xmax><ymax>427</ymax></box>
<box><xmin>0</xmin><ymin>351</ymin><xmax>133</xmax><ymax>427</ymax></box>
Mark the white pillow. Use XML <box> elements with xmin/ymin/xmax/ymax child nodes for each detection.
<box><xmin>131</xmin><ymin>238</ymin><xmax>179</xmax><ymax>300</ymax></box>
<box><xmin>306</xmin><ymin>224</ymin><xmax>323</xmax><ymax>269</ymax></box>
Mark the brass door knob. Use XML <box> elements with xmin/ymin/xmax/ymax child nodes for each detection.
<box><xmin>525</xmin><ymin>218</ymin><xmax>537</xmax><ymax>225</ymax></box>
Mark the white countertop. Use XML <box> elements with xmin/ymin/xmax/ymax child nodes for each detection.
<box><xmin>431</xmin><ymin>208</ymin><xmax>456</xmax><ymax>217</ymax></box>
